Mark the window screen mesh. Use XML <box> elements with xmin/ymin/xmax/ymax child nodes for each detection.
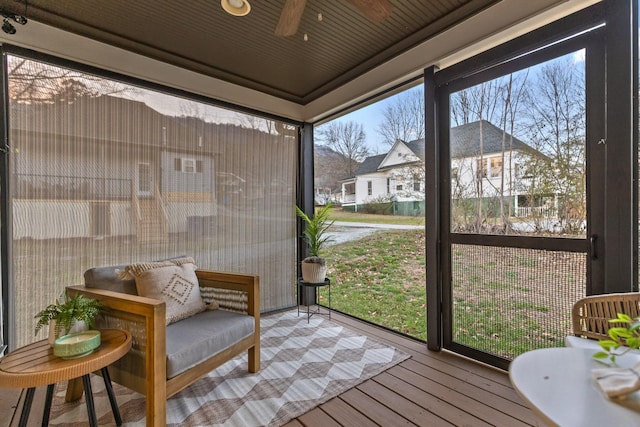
<box><xmin>451</xmin><ymin>244</ymin><xmax>586</xmax><ymax>358</ymax></box>
<box><xmin>7</xmin><ymin>55</ymin><xmax>298</xmax><ymax>348</ymax></box>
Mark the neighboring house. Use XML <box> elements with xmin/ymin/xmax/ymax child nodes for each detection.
<box><xmin>314</xmin><ymin>187</ymin><xmax>337</xmax><ymax>206</ymax></box>
<box><xmin>342</xmin><ymin>120</ymin><xmax>552</xmax><ymax>217</ymax></box>
<box><xmin>449</xmin><ymin>120</ymin><xmax>552</xmax><ymax>218</ymax></box>
<box><xmin>341</xmin><ymin>138</ymin><xmax>425</xmax><ymax>216</ymax></box>
<box><xmin>8</xmin><ymin>95</ymin><xmax>259</xmax><ymax>242</ymax></box>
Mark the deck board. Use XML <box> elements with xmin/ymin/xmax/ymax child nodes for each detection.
<box><xmin>284</xmin><ymin>311</ymin><xmax>544</xmax><ymax>427</ymax></box>
<box><xmin>4</xmin><ymin>310</ymin><xmax>544</xmax><ymax>427</ymax></box>
<box><xmin>312</xmin><ymin>397</ymin><xmax>380</xmax><ymax>426</ymax></box>
<box><xmin>358</xmin><ymin>374</ymin><xmax>454</xmax><ymax>427</ymax></box>
<box><xmin>295</xmin><ymin>408</ymin><xmax>342</xmax><ymax>427</ymax></box>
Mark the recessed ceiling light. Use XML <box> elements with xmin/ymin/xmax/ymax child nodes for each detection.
<box><xmin>221</xmin><ymin>0</ymin><xmax>251</xmax><ymax>17</ymax></box>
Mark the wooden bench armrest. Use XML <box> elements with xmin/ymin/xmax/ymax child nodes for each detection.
<box><xmin>67</xmin><ymin>285</ymin><xmax>167</xmax><ymax>423</ymax></box>
<box><xmin>196</xmin><ymin>269</ymin><xmax>260</xmax><ymax>317</ymax></box>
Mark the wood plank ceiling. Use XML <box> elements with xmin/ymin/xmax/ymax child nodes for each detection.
<box><xmin>0</xmin><ymin>0</ymin><xmax>499</xmax><ymax>105</ymax></box>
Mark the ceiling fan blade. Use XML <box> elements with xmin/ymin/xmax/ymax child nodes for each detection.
<box><xmin>275</xmin><ymin>0</ymin><xmax>307</xmax><ymax>37</ymax></box>
<box><xmin>346</xmin><ymin>0</ymin><xmax>393</xmax><ymax>23</ymax></box>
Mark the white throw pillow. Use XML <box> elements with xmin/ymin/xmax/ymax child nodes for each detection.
<box><xmin>124</xmin><ymin>257</ymin><xmax>206</xmax><ymax>325</ymax></box>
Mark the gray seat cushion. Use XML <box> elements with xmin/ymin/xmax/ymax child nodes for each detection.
<box><xmin>165</xmin><ymin>309</ymin><xmax>255</xmax><ymax>379</ymax></box>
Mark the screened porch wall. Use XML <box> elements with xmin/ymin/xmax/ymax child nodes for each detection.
<box><xmin>7</xmin><ymin>55</ymin><xmax>298</xmax><ymax>348</ymax></box>
<box><xmin>451</xmin><ymin>244</ymin><xmax>586</xmax><ymax>359</ymax></box>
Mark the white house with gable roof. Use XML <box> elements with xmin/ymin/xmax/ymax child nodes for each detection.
<box><xmin>342</xmin><ymin>120</ymin><xmax>554</xmax><ymax>217</ymax></box>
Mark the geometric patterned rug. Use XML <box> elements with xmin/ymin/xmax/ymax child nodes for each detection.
<box><xmin>48</xmin><ymin>310</ymin><xmax>410</xmax><ymax>426</ymax></box>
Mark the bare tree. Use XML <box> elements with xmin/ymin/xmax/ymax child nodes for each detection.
<box><xmin>238</xmin><ymin>114</ymin><xmax>279</xmax><ymax>135</ymax></box>
<box><xmin>449</xmin><ymin>52</ymin><xmax>585</xmax><ymax>235</ymax></box>
<box><xmin>376</xmin><ymin>87</ymin><xmax>425</xmax><ymax>146</ymax></box>
<box><xmin>496</xmin><ymin>71</ymin><xmax>529</xmax><ymax>231</ymax></box>
<box><xmin>8</xmin><ymin>56</ymin><xmax>132</xmax><ymax>103</ymax></box>
<box><xmin>523</xmin><ymin>57</ymin><xmax>585</xmax><ymax>233</ymax></box>
<box><xmin>451</xmin><ymin>79</ymin><xmax>503</xmax><ymax>127</ymax></box>
<box><xmin>450</xmin><ymin>75</ymin><xmax>536</xmax><ymax>233</ymax></box>
<box><xmin>451</xmin><ymin>79</ymin><xmax>506</xmax><ymax>230</ymax></box>
<box><xmin>316</xmin><ymin>121</ymin><xmax>370</xmax><ymax>179</ymax></box>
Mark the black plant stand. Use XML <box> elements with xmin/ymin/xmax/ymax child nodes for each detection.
<box><xmin>297</xmin><ymin>278</ymin><xmax>331</xmax><ymax>323</ymax></box>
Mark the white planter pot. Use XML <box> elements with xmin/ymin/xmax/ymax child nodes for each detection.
<box><xmin>301</xmin><ymin>261</ymin><xmax>327</xmax><ymax>284</ymax></box>
<box><xmin>48</xmin><ymin>320</ymin><xmax>88</xmax><ymax>346</ymax></box>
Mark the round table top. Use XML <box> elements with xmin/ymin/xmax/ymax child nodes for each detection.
<box><xmin>509</xmin><ymin>347</ymin><xmax>640</xmax><ymax>427</ymax></box>
<box><xmin>0</xmin><ymin>329</ymin><xmax>131</xmax><ymax>388</ymax></box>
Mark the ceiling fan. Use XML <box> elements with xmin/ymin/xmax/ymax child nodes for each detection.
<box><xmin>274</xmin><ymin>0</ymin><xmax>393</xmax><ymax>37</ymax></box>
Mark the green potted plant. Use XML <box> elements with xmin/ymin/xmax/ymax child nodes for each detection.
<box><xmin>34</xmin><ymin>292</ymin><xmax>105</xmax><ymax>345</ymax></box>
<box><xmin>296</xmin><ymin>202</ymin><xmax>335</xmax><ymax>284</ymax></box>
<box><xmin>594</xmin><ymin>313</ymin><xmax>640</xmax><ymax>363</ymax></box>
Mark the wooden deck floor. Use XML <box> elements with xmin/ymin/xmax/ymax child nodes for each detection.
<box><xmin>286</xmin><ymin>311</ymin><xmax>544</xmax><ymax>427</ymax></box>
<box><xmin>1</xmin><ymin>311</ymin><xmax>544</xmax><ymax>427</ymax></box>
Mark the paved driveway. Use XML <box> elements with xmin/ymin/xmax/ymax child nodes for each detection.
<box><xmin>326</xmin><ymin>221</ymin><xmax>424</xmax><ymax>246</ymax></box>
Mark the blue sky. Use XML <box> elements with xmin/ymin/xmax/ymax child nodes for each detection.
<box><xmin>328</xmin><ymin>102</ymin><xmax>390</xmax><ymax>154</ymax></box>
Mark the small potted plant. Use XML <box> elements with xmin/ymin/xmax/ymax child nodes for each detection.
<box><xmin>594</xmin><ymin>313</ymin><xmax>640</xmax><ymax>363</ymax></box>
<box><xmin>34</xmin><ymin>292</ymin><xmax>105</xmax><ymax>345</ymax></box>
<box><xmin>295</xmin><ymin>202</ymin><xmax>335</xmax><ymax>284</ymax></box>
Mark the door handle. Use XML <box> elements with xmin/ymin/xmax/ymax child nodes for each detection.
<box><xmin>590</xmin><ymin>234</ymin><xmax>597</xmax><ymax>260</ymax></box>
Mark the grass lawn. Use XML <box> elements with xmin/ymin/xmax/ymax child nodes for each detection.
<box><xmin>326</xmin><ymin>206</ymin><xmax>425</xmax><ymax>226</ymax></box>
<box><xmin>322</xmin><ymin>229</ymin><xmax>427</xmax><ymax>339</ymax></box>
<box><xmin>322</xmin><ymin>227</ymin><xmax>584</xmax><ymax>359</ymax></box>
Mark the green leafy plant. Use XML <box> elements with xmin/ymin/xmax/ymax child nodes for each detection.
<box><xmin>295</xmin><ymin>202</ymin><xmax>335</xmax><ymax>258</ymax></box>
<box><xmin>593</xmin><ymin>313</ymin><xmax>640</xmax><ymax>363</ymax></box>
<box><xmin>34</xmin><ymin>292</ymin><xmax>105</xmax><ymax>336</ymax></box>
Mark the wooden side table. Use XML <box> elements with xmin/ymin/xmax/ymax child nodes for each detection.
<box><xmin>0</xmin><ymin>329</ymin><xmax>131</xmax><ymax>427</ymax></box>
<box><xmin>297</xmin><ymin>278</ymin><xmax>331</xmax><ymax>322</ymax></box>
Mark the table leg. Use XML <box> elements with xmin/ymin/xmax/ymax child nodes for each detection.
<box><xmin>101</xmin><ymin>367</ymin><xmax>123</xmax><ymax>426</ymax></box>
<box><xmin>328</xmin><ymin>280</ymin><xmax>331</xmax><ymax>320</ymax></box>
<box><xmin>297</xmin><ymin>282</ymin><xmax>300</xmax><ymax>317</ymax></box>
<box><xmin>81</xmin><ymin>374</ymin><xmax>99</xmax><ymax>427</ymax></box>
<box><xmin>41</xmin><ymin>384</ymin><xmax>55</xmax><ymax>426</ymax></box>
<box><xmin>18</xmin><ymin>388</ymin><xmax>35</xmax><ymax>427</ymax></box>
<box><xmin>65</xmin><ymin>377</ymin><xmax>84</xmax><ymax>401</ymax></box>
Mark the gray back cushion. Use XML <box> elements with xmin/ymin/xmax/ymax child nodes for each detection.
<box><xmin>84</xmin><ymin>264</ymin><xmax>138</xmax><ymax>295</ymax></box>
<box><xmin>84</xmin><ymin>255</ymin><xmax>188</xmax><ymax>295</ymax></box>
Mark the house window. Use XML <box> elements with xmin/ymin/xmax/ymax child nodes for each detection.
<box><xmin>490</xmin><ymin>157</ymin><xmax>503</xmax><ymax>178</ymax></box>
<box><xmin>515</xmin><ymin>163</ymin><xmax>533</xmax><ymax>179</ymax></box>
<box><xmin>387</xmin><ymin>178</ymin><xmax>390</xmax><ymax>194</ymax></box>
<box><xmin>367</xmin><ymin>181</ymin><xmax>372</xmax><ymax>195</ymax></box>
<box><xmin>183</xmin><ymin>158</ymin><xmax>196</xmax><ymax>173</ymax></box>
<box><xmin>476</xmin><ymin>159</ymin><xmax>488</xmax><ymax>178</ymax></box>
<box><xmin>175</xmin><ymin>158</ymin><xmax>202</xmax><ymax>173</ymax></box>
<box><xmin>413</xmin><ymin>174</ymin><xmax>421</xmax><ymax>191</ymax></box>
<box><xmin>396</xmin><ymin>184</ymin><xmax>403</xmax><ymax>191</ymax></box>
<box><xmin>452</xmin><ymin>167</ymin><xmax>459</xmax><ymax>180</ymax></box>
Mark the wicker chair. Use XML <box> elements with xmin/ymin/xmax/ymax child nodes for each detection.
<box><xmin>568</xmin><ymin>293</ymin><xmax>640</xmax><ymax>346</ymax></box>
<box><xmin>571</xmin><ymin>292</ymin><xmax>640</xmax><ymax>340</ymax></box>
